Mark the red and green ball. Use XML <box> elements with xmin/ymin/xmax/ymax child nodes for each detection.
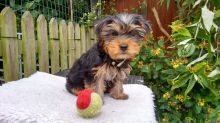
<box><xmin>76</xmin><ymin>89</ymin><xmax>103</xmax><ymax>118</ymax></box>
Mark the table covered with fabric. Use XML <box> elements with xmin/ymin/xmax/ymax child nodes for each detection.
<box><xmin>0</xmin><ymin>72</ymin><xmax>156</xmax><ymax>123</ymax></box>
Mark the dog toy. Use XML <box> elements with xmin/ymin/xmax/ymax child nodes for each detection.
<box><xmin>76</xmin><ymin>89</ymin><xmax>103</xmax><ymax>118</ymax></box>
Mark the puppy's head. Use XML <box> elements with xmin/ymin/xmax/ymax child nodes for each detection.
<box><xmin>95</xmin><ymin>13</ymin><xmax>151</xmax><ymax>60</ymax></box>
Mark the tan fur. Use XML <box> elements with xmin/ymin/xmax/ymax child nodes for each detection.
<box><xmin>104</xmin><ymin>39</ymin><xmax>140</xmax><ymax>60</ymax></box>
<box><xmin>94</xmin><ymin>63</ymin><xmax>132</xmax><ymax>99</ymax></box>
<box><xmin>84</xmin><ymin>82</ymin><xmax>96</xmax><ymax>92</ymax></box>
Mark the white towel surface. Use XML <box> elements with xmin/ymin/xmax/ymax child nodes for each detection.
<box><xmin>0</xmin><ymin>72</ymin><xmax>157</xmax><ymax>123</ymax></box>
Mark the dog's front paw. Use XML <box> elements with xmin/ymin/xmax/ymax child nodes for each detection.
<box><xmin>111</xmin><ymin>93</ymin><xmax>129</xmax><ymax>100</ymax></box>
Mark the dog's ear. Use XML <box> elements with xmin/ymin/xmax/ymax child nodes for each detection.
<box><xmin>132</xmin><ymin>14</ymin><xmax>151</xmax><ymax>34</ymax></box>
<box><xmin>142</xmin><ymin>20</ymin><xmax>151</xmax><ymax>34</ymax></box>
<box><xmin>95</xmin><ymin>16</ymin><xmax>114</xmax><ymax>38</ymax></box>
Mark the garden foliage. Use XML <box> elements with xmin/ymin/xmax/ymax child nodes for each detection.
<box><xmin>132</xmin><ymin>0</ymin><xmax>220</xmax><ymax>122</ymax></box>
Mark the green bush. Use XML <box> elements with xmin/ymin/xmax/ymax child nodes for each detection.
<box><xmin>131</xmin><ymin>0</ymin><xmax>220</xmax><ymax>122</ymax></box>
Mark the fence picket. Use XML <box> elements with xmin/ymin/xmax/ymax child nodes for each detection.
<box><xmin>90</xmin><ymin>27</ymin><xmax>95</xmax><ymax>46</ymax></box>
<box><xmin>59</xmin><ymin>20</ymin><xmax>68</xmax><ymax>70</ymax></box>
<box><xmin>49</xmin><ymin>18</ymin><xmax>60</xmax><ymax>74</ymax></box>
<box><xmin>74</xmin><ymin>23</ymin><xmax>81</xmax><ymax>59</ymax></box>
<box><xmin>81</xmin><ymin>25</ymin><xmax>86</xmax><ymax>53</ymax></box>
<box><xmin>0</xmin><ymin>40</ymin><xmax>2</xmax><ymax>56</ymax></box>
<box><xmin>0</xmin><ymin>7</ymin><xmax>97</xmax><ymax>82</ymax></box>
<box><xmin>37</xmin><ymin>15</ymin><xmax>49</xmax><ymax>72</ymax></box>
<box><xmin>21</xmin><ymin>11</ymin><xmax>36</xmax><ymax>77</ymax></box>
<box><xmin>0</xmin><ymin>7</ymin><xmax>19</xmax><ymax>81</ymax></box>
<box><xmin>67</xmin><ymin>22</ymin><xmax>75</xmax><ymax>67</ymax></box>
<box><xmin>86</xmin><ymin>29</ymin><xmax>90</xmax><ymax>50</ymax></box>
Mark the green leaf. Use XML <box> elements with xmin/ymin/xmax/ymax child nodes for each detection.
<box><xmin>166</xmin><ymin>0</ymin><xmax>170</xmax><ymax>9</ymax></box>
<box><xmin>195</xmin><ymin>105</ymin><xmax>202</xmax><ymax>114</ymax></box>
<box><xmin>130</xmin><ymin>61</ymin><xmax>137</xmax><ymax>67</ymax></box>
<box><xmin>213</xmin><ymin>0</ymin><xmax>220</xmax><ymax>8</ymax></box>
<box><xmin>208</xmin><ymin>67</ymin><xmax>220</xmax><ymax>77</ymax></box>
<box><xmin>177</xmin><ymin>38</ymin><xmax>193</xmax><ymax>45</ymax></box>
<box><xmin>185</xmin><ymin>76</ymin><xmax>196</xmax><ymax>95</ymax></box>
<box><xmin>156</xmin><ymin>63</ymin><xmax>163</xmax><ymax>71</ymax></box>
<box><xmin>178</xmin><ymin>28</ymin><xmax>192</xmax><ymax>37</ymax></box>
<box><xmin>158</xmin><ymin>39</ymin><xmax>164</xmax><ymax>48</ymax></box>
<box><xmin>9</xmin><ymin>0</ymin><xmax>15</xmax><ymax>7</ymax></box>
<box><xmin>153</xmin><ymin>71</ymin><xmax>159</xmax><ymax>79</ymax></box>
<box><xmin>171</xmin><ymin>74</ymin><xmax>191</xmax><ymax>90</ymax></box>
<box><xmin>209</xmin><ymin>105</ymin><xmax>220</xmax><ymax>120</ymax></box>
<box><xmin>215</xmin><ymin>58</ymin><xmax>220</xmax><ymax>67</ymax></box>
<box><xmin>201</xmin><ymin>6</ymin><xmax>214</xmax><ymax>32</ymax></box>
<box><xmin>193</xmin><ymin>0</ymin><xmax>201</xmax><ymax>8</ymax></box>
<box><xmin>25</xmin><ymin>1</ymin><xmax>34</xmax><ymax>9</ymax></box>
<box><xmin>214</xmin><ymin>9</ymin><xmax>220</xmax><ymax>19</ymax></box>
<box><xmin>141</xmin><ymin>65</ymin><xmax>151</xmax><ymax>73</ymax></box>
<box><xmin>34</xmin><ymin>0</ymin><xmax>41</xmax><ymax>2</ymax></box>
<box><xmin>176</xmin><ymin>65</ymin><xmax>188</xmax><ymax>73</ymax></box>
<box><xmin>187</xmin><ymin>53</ymin><xmax>208</xmax><ymax>67</ymax></box>
<box><xmin>161</xmin><ymin>69</ymin><xmax>175</xmax><ymax>74</ymax></box>
<box><xmin>178</xmin><ymin>43</ymin><xmax>196</xmax><ymax>57</ymax></box>
<box><xmin>197</xmin><ymin>74</ymin><xmax>207</xmax><ymax>88</ymax></box>
<box><xmin>184</xmin><ymin>101</ymin><xmax>194</xmax><ymax>108</ymax></box>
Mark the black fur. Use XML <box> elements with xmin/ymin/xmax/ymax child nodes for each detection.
<box><xmin>66</xmin><ymin>13</ymin><xmax>151</xmax><ymax>95</ymax></box>
<box><xmin>66</xmin><ymin>43</ymin><xmax>106</xmax><ymax>93</ymax></box>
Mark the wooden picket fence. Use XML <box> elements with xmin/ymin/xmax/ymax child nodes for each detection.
<box><xmin>0</xmin><ymin>7</ymin><xmax>97</xmax><ymax>82</ymax></box>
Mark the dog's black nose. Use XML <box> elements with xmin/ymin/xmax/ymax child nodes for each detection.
<box><xmin>120</xmin><ymin>44</ymin><xmax>128</xmax><ymax>51</ymax></box>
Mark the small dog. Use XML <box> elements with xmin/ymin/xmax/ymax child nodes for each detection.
<box><xmin>66</xmin><ymin>13</ymin><xmax>151</xmax><ymax>100</ymax></box>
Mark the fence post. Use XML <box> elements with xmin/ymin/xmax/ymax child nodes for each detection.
<box><xmin>37</xmin><ymin>15</ymin><xmax>49</xmax><ymax>72</ymax></box>
<box><xmin>86</xmin><ymin>28</ymin><xmax>90</xmax><ymax>50</ymax></box>
<box><xmin>49</xmin><ymin>18</ymin><xmax>60</xmax><ymax>74</ymax></box>
<box><xmin>90</xmin><ymin>27</ymin><xmax>95</xmax><ymax>46</ymax></box>
<box><xmin>68</xmin><ymin>21</ymin><xmax>75</xmax><ymax>68</ymax></box>
<box><xmin>21</xmin><ymin>11</ymin><xmax>36</xmax><ymax>77</ymax></box>
<box><xmin>0</xmin><ymin>7</ymin><xmax>19</xmax><ymax>81</ymax></box>
<box><xmin>74</xmin><ymin>23</ymin><xmax>81</xmax><ymax>59</ymax></box>
<box><xmin>59</xmin><ymin>20</ymin><xmax>68</xmax><ymax>70</ymax></box>
<box><xmin>81</xmin><ymin>25</ymin><xmax>86</xmax><ymax>53</ymax></box>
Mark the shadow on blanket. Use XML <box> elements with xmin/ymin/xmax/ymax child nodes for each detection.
<box><xmin>55</xmin><ymin>69</ymin><xmax>144</xmax><ymax>85</ymax></box>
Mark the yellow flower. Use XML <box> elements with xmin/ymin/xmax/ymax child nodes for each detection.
<box><xmin>171</xmin><ymin>59</ymin><xmax>183</xmax><ymax>69</ymax></box>
<box><xmin>162</xmin><ymin>118</ymin><xmax>169</xmax><ymax>123</ymax></box>
<box><xmin>187</xmin><ymin>22</ymin><xmax>192</xmax><ymax>26</ymax></box>
<box><xmin>208</xmin><ymin>107</ymin><xmax>213</xmax><ymax>113</ymax></box>
<box><xmin>188</xmin><ymin>67</ymin><xmax>196</xmax><ymax>73</ymax></box>
<box><xmin>163</xmin><ymin>92</ymin><xmax>171</xmax><ymax>100</ymax></box>
<box><xmin>185</xmin><ymin>95</ymin><xmax>191</xmax><ymax>100</ymax></box>
<box><xmin>183</xmin><ymin>58</ymin><xmax>188</xmax><ymax>64</ymax></box>
<box><xmin>173</xmin><ymin>64</ymin><xmax>179</xmax><ymax>69</ymax></box>
<box><xmin>177</xmin><ymin>24</ymin><xmax>184</xmax><ymax>30</ymax></box>
<box><xmin>198</xmin><ymin>99</ymin><xmax>205</xmax><ymax>107</ymax></box>
<box><xmin>199</xmin><ymin>41</ymin><xmax>208</xmax><ymax>49</ymax></box>
<box><xmin>170</xmin><ymin>38</ymin><xmax>176</xmax><ymax>42</ymax></box>
<box><xmin>138</xmin><ymin>61</ymin><xmax>143</xmax><ymax>69</ymax></box>
<box><xmin>175</xmin><ymin>95</ymin><xmax>185</xmax><ymax>102</ymax></box>
<box><xmin>168</xmin><ymin>101</ymin><xmax>177</xmax><ymax>107</ymax></box>
<box><xmin>170</xmin><ymin>79</ymin><xmax>178</xmax><ymax>85</ymax></box>
<box><xmin>205</xmin><ymin>64</ymin><xmax>212</xmax><ymax>75</ymax></box>
<box><xmin>152</xmin><ymin>48</ymin><xmax>161</xmax><ymax>56</ymax></box>
<box><xmin>175</xmin><ymin>105</ymin><xmax>182</xmax><ymax>110</ymax></box>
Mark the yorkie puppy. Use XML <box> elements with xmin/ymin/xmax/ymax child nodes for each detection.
<box><xmin>66</xmin><ymin>13</ymin><xmax>151</xmax><ymax>100</ymax></box>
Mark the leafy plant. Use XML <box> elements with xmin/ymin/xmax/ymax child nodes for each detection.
<box><xmin>132</xmin><ymin>0</ymin><xmax>220</xmax><ymax>122</ymax></box>
<box><xmin>79</xmin><ymin>2</ymin><xmax>102</xmax><ymax>27</ymax></box>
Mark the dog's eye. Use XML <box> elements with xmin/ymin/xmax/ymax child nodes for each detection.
<box><xmin>133</xmin><ymin>20</ymin><xmax>141</xmax><ymax>26</ymax></box>
<box><xmin>129</xmin><ymin>30</ymin><xmax>139</xmax><ymax>37</ymax></box>
<box><xmin>111</xmin><ymin>31</ymin><xmax>118</xmax><ymax>36</ymax></box>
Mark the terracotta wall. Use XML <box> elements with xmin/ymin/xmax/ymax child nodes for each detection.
<box><xmin>104</xmin><ymin>0</ymin><xmax>177</xmax><ymax>40</ymax></box>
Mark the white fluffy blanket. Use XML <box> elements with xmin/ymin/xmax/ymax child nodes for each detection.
<box><xmin>0</xmin><ymin>72</ymin><xmax>157</xmax><ymax>123</ymax></box>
